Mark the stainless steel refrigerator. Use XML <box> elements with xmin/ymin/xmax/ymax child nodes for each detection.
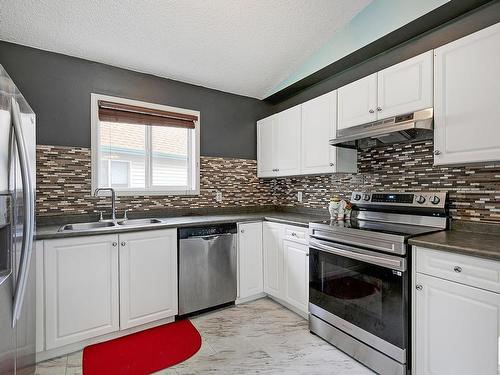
<box><xmin>0</xmin><ymin>65</ymin><xmax>36</xmax><ymax>375</ymax></box>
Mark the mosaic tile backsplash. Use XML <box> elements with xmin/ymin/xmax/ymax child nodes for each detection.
<box><xmin>36</xmin><ymin>145</ymin><xmax>274</xmax><ymax>217</ymax></box>
<box><xmin>36</xmin><ymin>140</ymin><xmax>500</xmax><ymax>223</ymax></box>
<box><xmin>271</xmin><ymin>140</ymin><xmax>500</xmax><ymax>223</ymax></box>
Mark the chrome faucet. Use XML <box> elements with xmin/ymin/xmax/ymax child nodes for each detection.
<box><xmin>94</xmin><ymin>187</ymin><xmax>116</xmax><ymax>221</ymax></box>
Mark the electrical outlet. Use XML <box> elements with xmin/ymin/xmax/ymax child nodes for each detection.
<box><xmin>297</xmin><ymin>191</ymin><xmax>303</xmax><ymax>202</ymax></box>
<box><xmin>215</xmin><ymin>191</ymin><xmax>223</xmax><ymax>203</ymax></box>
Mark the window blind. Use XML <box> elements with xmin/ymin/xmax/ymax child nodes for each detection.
<box><xmin>98</xmin><ymin>100</ymin><xmax>198</xmax><ymax>129</ymax></box>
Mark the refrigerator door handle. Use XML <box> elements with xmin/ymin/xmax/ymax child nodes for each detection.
<box><xmin>11</xmin><ymin>98</ymin><xmax>34</xmax><ymax>327</ymax></box>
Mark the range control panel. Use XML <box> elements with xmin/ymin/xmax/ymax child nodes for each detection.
<box><xmin>351</xmin><ymin>192</ymin><xmax>447</xmax><ymax>209</ymax></box>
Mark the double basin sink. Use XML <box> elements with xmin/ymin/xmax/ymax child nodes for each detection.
<box><xmin>58</xmin><ymin>218</ymin><xmax>164</xmax><ymax>232</ymax></box>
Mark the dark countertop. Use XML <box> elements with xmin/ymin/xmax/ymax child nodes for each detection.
<box><xmin>409</xmin><ymin>221</ymin><xmax>500</xmax><ymax>261</ymax></box>
<box><xmin>35</xmin><ymin>211</ymin><xmax>330</xmax><ymax>240</ymax></box>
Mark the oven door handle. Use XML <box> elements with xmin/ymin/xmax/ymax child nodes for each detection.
<box><xmin>309</xmin><ymin>239</ymin><xmax>406</xmax><ymax>271</ymax></box>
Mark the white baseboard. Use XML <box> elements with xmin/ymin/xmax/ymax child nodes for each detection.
<box><xmin>267</xmin><ymin>295</ymin><xmax>309</xmax><ymax>320</ymax></box>
<box><xmin>36</xmin><ymin>316</ymin><xmax>175</xmax><ymax>363</ymax></box>
<box><xmin>235</xmin><ymin>292</ymin><xmax>266</xmax><ymax>305</ymax></box>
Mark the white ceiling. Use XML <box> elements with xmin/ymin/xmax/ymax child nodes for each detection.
<box><xmin>0</xmin><ymin>0</ymin><xmax>371</xmax><ymax>99</ymax></box>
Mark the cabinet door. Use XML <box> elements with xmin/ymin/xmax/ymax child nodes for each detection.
<box><xmin>415</xmin><ymin>273</ymin><xmax>500</xmax><ymax>375</ymax></box>
<box><xmin>276</xmin><ymin>105</ymin><xmax>301</xmax><ymax>177</ymax></box>
<box><xmin>44</xmin><ymin>235</ymin><xmax>119</xmax><ymax>349</ymax></box>
<box><xmin>338</xmin><ymin>73</ymin><xmax>377</xmax><ymax>129</ymax></box>
<box><xmin>263</xmin><ymin>222</ymin><xmax>284</xmax><ymax>299</ymax></box>
<box><xmin>119</xmin><ymin>229</ymin><xmax>178</xmax><ymax>330</ymax></box>
<box><xmin>283</xmin><ymin>240</ymin><xmax>309</xmax><ymax>314</ymax></box>
<box><xmin>377</xmin><ymin>51</ymin><xmax>433</xmax><ymax>118</ymax></box>
<box><xmin>257</xmin><ymin>115</ymin><xmax>277</xmax><ymax>178</ymax></box>
<box><xmin>434</xmin><ymin>22</ymin><xmax>500</xmax><ymax>165</ymax></box>
<box><xmin>238</xmin><ymin>222</ymin><xmax>263</xmax><ymax>299</ymax></box>
<box><xmin>301</xmin><ymin>92</ymin><xmax>336</xmax><ymax>175</ymax></box>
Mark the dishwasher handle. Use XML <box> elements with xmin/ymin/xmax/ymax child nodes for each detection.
<box><xmin>183</xmin><ymin>233</ymin><xmax>235</xmax><ymax>241</ymax></box>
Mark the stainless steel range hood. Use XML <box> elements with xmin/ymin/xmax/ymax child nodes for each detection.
<box><xmin>330</xmin><ymin>108</ymin><xmax>433</xmax><ymax>149</ymax></box>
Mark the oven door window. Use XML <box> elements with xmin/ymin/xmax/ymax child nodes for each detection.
<box><xmin>309</xmin><ymin>247</ymin><xmax>406</xmax><ymax>349</ymax></box>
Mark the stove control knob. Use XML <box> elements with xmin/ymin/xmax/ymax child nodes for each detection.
<box><xmin>353</xmin><ymin>194</ymin><xmax>362</xmax><ymax>201</ymax></box>
<box><xmin>416</xmin><ymin>195</ymin><xmax>426</xmax><ymax>204</ymax></box>
<box><xmin>430</xmin><ymin>196</ymin><xmax>441</xmax><ymax>205</ymax></box>
<box><xmin>363</xmin><ymin>194</ymin><xmax>370</xmax><ymax>201</ymax></box>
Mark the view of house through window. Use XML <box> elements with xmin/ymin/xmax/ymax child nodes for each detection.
<box><xmin>92</xmin><ymin>95</ymin><xmax>199</xmax><ymax>195</ymax></box>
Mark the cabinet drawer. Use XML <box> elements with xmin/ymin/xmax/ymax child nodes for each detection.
<box><xmin>416</xmin><ymin>247</ymin><xmax>500</xmax><ymax>294</ymax></box>
<box><xmin>284</xmin><ymin>225</ymin><xmax>308</xmax><ymax>245</ymax></box>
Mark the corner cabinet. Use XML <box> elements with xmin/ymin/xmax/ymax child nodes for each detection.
<box><xmin>433</xmin><ymin>22</ymin><xmax>500</xmax><ymax>165</ymax></box>
<box><xmin>263</xmin><ymin>222</ymin><xmax>285</xmax><ymax>298</ymax></box>
<box><xmin>44</xmin><ymin>235</ymin><xmax>120</xmax><ymax>350</ymax></box>
<box><xmin>414</xmin><ymin>247</ymin><xmax>500</xmax><ymax>375</ymax></box>
<box><xmin>338</xmin><ymin>51</ymin><xmax>433</xmax><ymax>130</ymax></box>
<box><xmin>119</xmin><ymin>229</ymin><xmax>178</xmax><ymax>330</ymax></box>
<box><xmin>237</xmin><ymin>222</ymin><xmax>264</xmax><ymax>300</ymax></box>
<box><xmin>301</xmin><ymin>91</ymin><xmax>357</xmax><ymax>175</ymax></box>
<box><xmin>258</xmin><ymin>95</ymin><xmax>357</xmax><ymax>178</ymax></box>
<box><xmin>257</xmin><ymin>105</ymin><xmax>301</xmax><ymax>178</ymax></box>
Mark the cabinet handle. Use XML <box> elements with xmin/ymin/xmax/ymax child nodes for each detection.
<box><xmin>306</xmin><ymin>254</ymin><xmax>309</xmax><ymax>257</ymax></box>
<box><xmin>121</xmin><ymin>241</ymin><xmax>126</xmax><ymax>246</ymax></box>
<box><xmin>240</xmin><ymin>229</ymin><xmax>245</xmax><ymax>234</ymax></box>
<box><xmin>416</xmin><ymin>284</ymin><xmax>423</xmax><ymax>291</ymax></box>
<box><xmin>369</xmin><ymin>109</ymin><xmax>375</xmax><ymax>114</ymax></box>
<box><xmin>376</xmin><ymin>107</ymin><xmax>382</xmax><ymax>111</ymax></box>
<box><xmin>329</xmin><ymin>163</ymin><xmax>335</xmax><ymax>167</ymax></box>
<box><xmin>291</xmin><ymin>232</ymin><xmax>296</xmax><ymax>237</ymax></box>
<box><xmin>454</xmin><ymin>266</ymin><xmax>462</xmax><ymax>273</ymax></box>
<box><xmin>112</xmin><ymin>242</ymin><xmax>117</xmax><ymax>247</ymax></box>
<box><xmin>434</xmin><ymin>150</ymin><xmax>441</xmax><ymax>155</ymax></box>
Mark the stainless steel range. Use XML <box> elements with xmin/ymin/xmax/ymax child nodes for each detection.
<box><xmin>308</xmin><ymin>191</ymin><xmax>448</xmax><ymax>375</ymax></box>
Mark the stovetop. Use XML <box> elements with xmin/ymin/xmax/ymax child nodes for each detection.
<box><xmin>310</xmin><ymin>218</ymin><xmax>444</xmax><ymax>240</ymax></box>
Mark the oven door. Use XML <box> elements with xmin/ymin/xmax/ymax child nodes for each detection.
<box><xmin>309</xmin><ymin>238</ymin><xmax>408</xmax><ymax>363</ymax></box>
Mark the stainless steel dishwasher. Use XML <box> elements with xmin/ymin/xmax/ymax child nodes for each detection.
<box><xmin>178</xmin><ymin>223</ymin><xmax>237</xmax><ymax>316</ymax></box>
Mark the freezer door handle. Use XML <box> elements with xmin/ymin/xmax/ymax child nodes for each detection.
<box><xmin>11</xmin><ymin>98</ymin><xmax>35</xmax><ymax>327</ymax></box>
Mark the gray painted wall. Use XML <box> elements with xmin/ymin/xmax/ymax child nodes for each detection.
<box><xmin>0</xmin><ymin>41</ymin><xmax>271</xmax><ymax>159</ymax></box>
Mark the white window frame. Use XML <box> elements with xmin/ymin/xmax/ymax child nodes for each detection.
<box><xmin>91</xmin><ymin>93</ymin><xmax>200</xmax><ymax>196</ymax></box>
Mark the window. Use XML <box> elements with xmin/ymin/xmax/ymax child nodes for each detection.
<box><xmin>91</xmin><ymin>94</ymin><xmax>200</xmax><ymax>195</ymax></box>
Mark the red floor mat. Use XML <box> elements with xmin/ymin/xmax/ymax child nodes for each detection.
<box><xmin>83</xmin><ymin>320</ymin><xmax>201</xmax><ymax>375</ymax></box>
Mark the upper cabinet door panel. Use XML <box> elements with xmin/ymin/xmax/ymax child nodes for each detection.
<box><xmin>301</xmin><ymin>91</ymin><xmax>336</xmax><ymax>175</ymax></box>
<box><xmin>377</xmin><ymin>51</ymin><xmax>433</xmax><ymax>119</ymax></box>
<box><xmin>276</xmin><ymin>105</ymin><xmax>301</xmax><ymax>176</ymax></box>
<box><xmin>257</xmin><ymin>115</ymin><xmax>276</xmax><ymax>177</ymax></box>
<box><xmin>434</xmin><ymin>22</ymin><xmax>500</xmax><ymax>165</ymax></box>
<box><xmin>338</xmin><ymin>73</ymin><xmax>377</xmax><ymax>130</ymax></box>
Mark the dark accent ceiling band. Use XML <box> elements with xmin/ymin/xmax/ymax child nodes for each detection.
<box><xmin>264</xmin><ymin>0</ymin><xmax>498</xmax><ymax>104</ymax></box>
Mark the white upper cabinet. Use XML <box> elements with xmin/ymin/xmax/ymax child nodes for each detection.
<box><xmin>119</xmin><ymin>229</ymin><xmax>178</xmax><ymax>330</ymax></box>
<box><xmin>276</xmin><ymin>105</ymin><xmax>302</xmax><ymax>177</ymax></box>
<box><xmin>377</xmin><ymin>51</ymin><xmax>433</xmax><ymax>119</ymax></box>
<box><xmin>257</xmin><ymin>105</ymin><xmax>301</xmax><ymax>178</ymax></box>
<box><xmin>257</xmin><ymin>115</ymin><xmax>277</xmax><ymax>178</ymax></box>
<box><xmin>301</xmin><ymin>91</ymin><xmax>357</xmax><ymax>174</ymax></box>
<box><xmin>434</xmin><ymin>22</ymin><xmax>500</xmax><ymax>165</ymax></box>
<box><xmin>338</xmin><ymin>73</ymin><xmax>377</xmax><ymax>129</ymax></box>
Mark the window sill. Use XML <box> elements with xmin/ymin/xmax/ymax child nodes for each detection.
<box><xmin>108</xmin><ymin>189</ymin><xmax>200</xmax><ymax>197</ymax></box>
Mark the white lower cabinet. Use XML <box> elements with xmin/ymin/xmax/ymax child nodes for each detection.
<box><xmin>44</xmin><ymin>235</ymin><xmax>120</xmax><ymax>350</ymax></box>
<box><xmin>119</xmin><ymin>229</ymin><xmax>178</xmax><ymax>329</ymax></box>
<box><xmin>283</xmin><ymin>240</ymin><xmax>309</xmax><ymax>313</ymax></box>
<box><xmin>262</xmin><ymin>222</ymin><xmax>309</xmax><ymax>316</ymax></box>
<box><xmin>41</xmin><ymin>229</ymin><xmax>178</xmax><ymax>352</ymax></box>
<box><xmin>263</xmin><ymin>222</ymin><xmax>285</xmax><ymax>299</ymax></box>
<box><xmin>238</xmin><ymin>222</ymin><xmax>264</xmax><ymax>300</ymax></box>
<box><xmin>414</xmin><ymin>247</ymin><xmax>500</xmax><ymax>375</ymax></box>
